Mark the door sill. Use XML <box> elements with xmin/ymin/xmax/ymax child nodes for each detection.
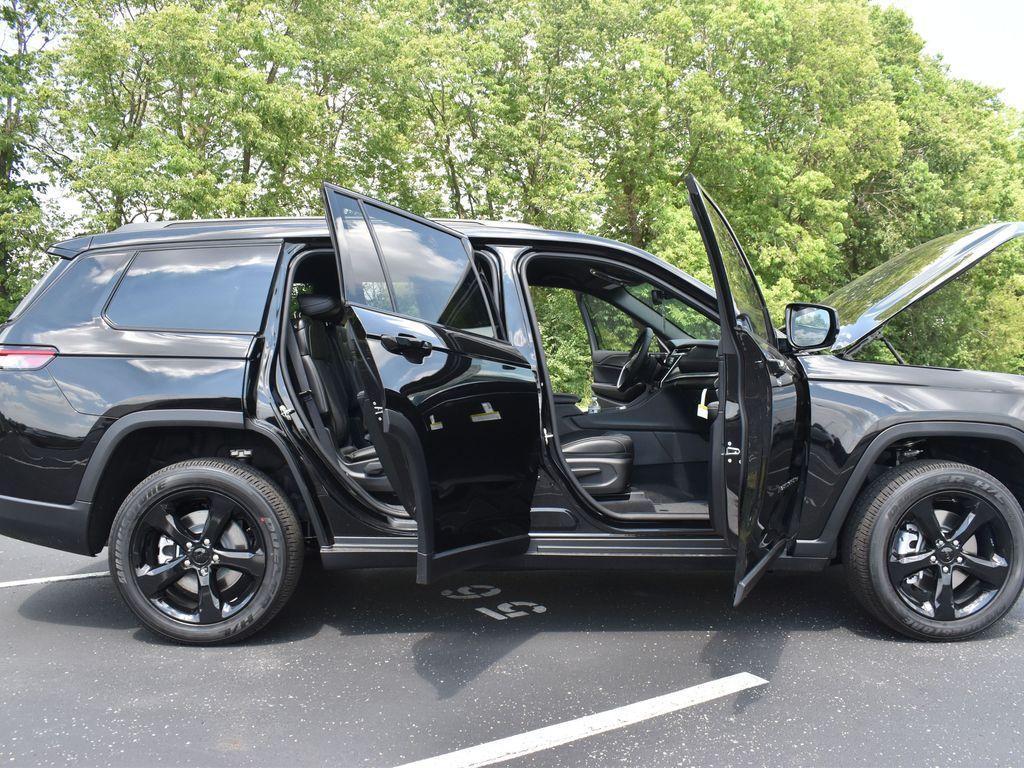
<box><xmin>320</xmin><ymin>532</ymin><xmax>735</xmax><ymax>571</ymax></box>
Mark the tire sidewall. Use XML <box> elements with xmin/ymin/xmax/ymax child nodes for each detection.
<box><xmin>110</xmin><ymin>464</ymin><xmax>289</xmax><ymax>644</ymax></box>
<box><xmin>867</xmin><ymin>465</ymin><xmax>1024</xmax><ymax>639</ymax></box>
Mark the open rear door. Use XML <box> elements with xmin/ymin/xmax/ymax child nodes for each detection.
<box><xmin>685</xmin><ymin>175</ymin><xmax>806</xmax><ymax>605</ymax></box>
<box><xmin>321</xmin><ymin>183</ymin><xmax>542</xmax><ymax>583</ymax></box>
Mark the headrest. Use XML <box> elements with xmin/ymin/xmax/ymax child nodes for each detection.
<box><xmin>298</xmin><ymin>294</ymin><xmax>343</xmax><ymax>322</ymax></box>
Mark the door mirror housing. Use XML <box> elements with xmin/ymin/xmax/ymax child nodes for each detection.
<box><xmin>785</xmin><ymin>303</ymin><xmax>839</xmax><ymax>351</ymax></box>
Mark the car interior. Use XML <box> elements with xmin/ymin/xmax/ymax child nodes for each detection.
<box><xmin>282</xmin><ymin>247</ymin><xmax>724</xmax><ymax>532</ymax></box>
<box><xmin>524</xmin><ymin>254</ymin><xmax>722</xmax><ymax>526</ymax></box>
<box><xmin>281</xmin><ymin>250</ymin><xmax>415</xmax><ymax>528</ymax></box>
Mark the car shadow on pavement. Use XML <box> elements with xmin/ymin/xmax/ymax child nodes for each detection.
<box><xmin>16</xmin><ymin>561</ymin><xmax>1020</xmax><ymax>707</ymax></box>
<box><xmin>263</xmin><ymin>564</ymin><xmax>888</xmax><ymax>705</ymax></box>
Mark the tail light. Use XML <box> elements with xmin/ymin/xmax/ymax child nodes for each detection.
<box><xmin>0</xmin><ymin>345</ymin><xmax>58</xmax><ymax>370</ymax></box>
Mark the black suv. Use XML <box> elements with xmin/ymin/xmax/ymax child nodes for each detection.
<box><xmin>2</xmin><ymin>176</ymin><xmax>1023</xmax><ymax>644</ymax></box>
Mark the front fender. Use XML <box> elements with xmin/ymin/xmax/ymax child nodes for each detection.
<box><xmin>792</xmin><ymin>420</ymin><xmax>1024</xmax><ymax>558</ymax></box>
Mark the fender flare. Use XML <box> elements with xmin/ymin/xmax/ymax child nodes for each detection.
<box><xmin>77</xmin><ymin>408</ymin><xmax>329</xmax><ymax>548</ymax></box>
<box><xmin>791</xmin><ymin>420</ymin><xmax>1024</xmax><ymax>558</ymax></box>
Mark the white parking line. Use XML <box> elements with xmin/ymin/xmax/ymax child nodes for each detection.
<box><xmin>0</xmin><ymin>571</ymin><xmax>109</xmax><ymax>589</ymax></box>
<box><xmin>393</xmin><ymin>672</ymin><xmax>768</xmax><ymax>768</ymax></box>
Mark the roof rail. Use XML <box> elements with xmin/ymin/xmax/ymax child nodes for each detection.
<box><xmin>113</xmin><ymin>216</ymin><xmax>325</xmax><ymax>232</ymax></box>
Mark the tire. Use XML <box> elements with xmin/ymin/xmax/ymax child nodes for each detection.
<box><xmin>109</xmin><ymin>459</ymin><xmax>303</xmax><ymax>644</ymax></box>
<box><xmin>843</xmin><ymin>460</ymin><xmax>1024</xmax><ymax>641</ymax></box>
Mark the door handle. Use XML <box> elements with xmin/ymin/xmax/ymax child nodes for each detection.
<box><xmin>380</xmin><ymin>333</ymin><xmax>432</xmax><ymax>361</ymax></box>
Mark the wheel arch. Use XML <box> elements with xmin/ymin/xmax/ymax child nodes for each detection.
<box><xmin>792</xmin><ymin>421</ymin><xmax>1024</xmax><ymax>559</ymax></box>
<box><xmin>79</xmin><ymin>409</ymin><xmax>329</xmax><ymax>554</ymax></box>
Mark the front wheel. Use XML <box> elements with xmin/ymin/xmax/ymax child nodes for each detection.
<box><xmin>844</xmin><ymin>460</ymin><xmax>1024</xmax><ymax>641</ymax></box>
<box><xmin>109</xmin><ymin>459</ymin><xmax>303</xmax><ymax>644</ymax></box>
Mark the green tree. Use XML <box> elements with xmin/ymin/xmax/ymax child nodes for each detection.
<box><xmin>0</xmin><ymin>0</ymin><xmax>62</xmax><ymax>319</ymax></box>
<box><xmin>1</xmin><ymin>0</ymin><xmax>1021</xmax><ymax>383</ymax></box>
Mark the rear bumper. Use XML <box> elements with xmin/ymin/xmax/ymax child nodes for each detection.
<box><xmin>0</xmin><ymin>495</ymin><xmax>93</xmax><ymax>555</ymax></box>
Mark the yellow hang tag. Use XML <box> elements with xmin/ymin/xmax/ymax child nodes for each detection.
<box><xmin>697</xmin><ymin>388</ymin><xmax>709</xmax><ymax>420</ymax></box>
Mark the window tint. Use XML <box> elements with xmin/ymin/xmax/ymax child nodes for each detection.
<box><xmin>365</xmin><ymin>205</ymin><xmax>494</xmax><ymax>336</ymax></box>
<box><xmin>8</xmin><ymin>257</ymin><xmax>68</xmax><ymax>320</ymax></box>
<box><xmin>582</xmin><ymin>295</ymin><xmax>643</xmax><ymax>352</ymax></box>
<box><xmin>106</xmin><ymin>245</ymin><xmax>279</xmax><ymax>333</ymax></box>
<box><xmin>703</xmin><ymin>193</ymin><xmax>772</xmax><ymax>344</ymax></box>
<box><xmin>623</xmin><ymin>283</ymin><xmax>720</xmax><ymax>341</ymax></box>
<box><xmin>330</xmin><ymin>196</ymin><xmax>393</xmax><ymax>312</ymax></box>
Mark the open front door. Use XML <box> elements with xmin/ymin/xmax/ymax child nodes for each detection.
<box><xmin>685</xmin><ymin>175</ymin><xmax>806</xmax><ymax>605</ymax></box>
<box><xmin>321</xmin><ymin>183</ymin><xmax>542</xmax><ymax>583</ymax></box>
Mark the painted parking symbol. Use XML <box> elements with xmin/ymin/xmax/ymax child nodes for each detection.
<box><xmin>476</xmin><ymin>601</ymin><xmax>547</xmax><ymax>621</ymax></box>
<box><xmin>441</xmin><ymin>585</ymin><xmax>501</xmax><ymax>600</ymax></box>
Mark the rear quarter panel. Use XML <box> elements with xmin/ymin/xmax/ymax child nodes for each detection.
<box><xmin>0</xmin><ymin>247</ymin><xmax>259</xmax><ymax>506</ymax></box>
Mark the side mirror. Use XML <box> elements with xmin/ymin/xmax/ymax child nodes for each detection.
<box><xmin>785</xmin><ymin>303</ymin><xmax>839</xmax><ymax>351</ymax></box>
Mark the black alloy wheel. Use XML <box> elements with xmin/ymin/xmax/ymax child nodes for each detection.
<box><xmin>110</xmin><ymin>459</ymin><xmax>303</xmax><ymax>644</ymax></box>
<box><xmin>130</xmin><ymin>489</ymin><xmax>267</xmax><ymax>625</ymax></box>
<box><xmin>886</xmin><ymin>491</ymin><xmax>1011</xmax><ymax>621</ymax></box>
<box><xmin>845</xmin><ymin>460</ymin><xmax>1024</xmax><ymax>641</ymax></box>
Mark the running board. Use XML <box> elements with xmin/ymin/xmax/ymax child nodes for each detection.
<box><xmin>320</xmin><ymin>533</ymin><xmax>736</xmax><ymax>571</ymax></box>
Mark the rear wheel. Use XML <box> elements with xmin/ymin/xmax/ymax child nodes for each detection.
<box><xmin>844</xmin><ymin>460</ymin><xmax>1024</xmax><ymax>641</ymax></box>
<box><xmin>109</xmin><ymin>459</ymin><xmax>303</xmax><ymax>644</ymax></box>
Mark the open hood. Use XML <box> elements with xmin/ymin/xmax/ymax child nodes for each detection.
<box><xmin>825</xmin><ymin>222</ymin><xmax>1024</xmax><ymax>353</ymax></box>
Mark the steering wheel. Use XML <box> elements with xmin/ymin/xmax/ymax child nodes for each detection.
<box><xmin>616</xmin><ymin>327</ymin><xmax>654</xmax><ymax>392</ymax></box>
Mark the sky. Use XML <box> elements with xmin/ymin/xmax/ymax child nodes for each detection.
<box><xmin>880</xmin><ymin>0</ymin><xmax>1024</xmax><ymax>109</ymax></box>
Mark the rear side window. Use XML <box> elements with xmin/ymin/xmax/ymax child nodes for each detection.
<box><xmin>364</xmin><ymin>205</ymin><xmax>494</xmax><ymax>336</ymax></box>
<box><xmin>106</xmin><ymin>244</ymin><xmax>279</xmax><ymax>333</ymax></box>
<box><xmin>7</xmin><ymin>258</ymin><xmax>68</xmax><ymax>321</ymax></box>
<box><xmin>582</xmin><ymin>295</ymin><xmax>643</xmax><ymax>352</ymax></box>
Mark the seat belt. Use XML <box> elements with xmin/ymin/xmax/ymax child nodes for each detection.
<box><xmin>283</xmin><ymin>322</ymin><xmax>336</xmax><ymax>452</ymax></box>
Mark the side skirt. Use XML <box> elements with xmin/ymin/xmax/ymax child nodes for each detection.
<box><xmin>319</xmin><ymin>533</ymin><xmax>830</xmax><ymax>573</ymax></box>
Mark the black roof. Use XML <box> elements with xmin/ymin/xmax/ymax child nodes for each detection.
<box><xmin>49</xmin><ymin>216</ymin><xmax>638</xmax><ymax>258</ymax></box>
<box><xmin>47</xmin><ymin>215</ymin><xmax>715</xmax><ymax>298</ymax></box>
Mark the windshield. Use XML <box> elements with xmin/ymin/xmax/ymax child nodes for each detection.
<box><xmin>623</xmin><ymin>283</ymin><xmax>720</xmax><ymax>341</ymax></box>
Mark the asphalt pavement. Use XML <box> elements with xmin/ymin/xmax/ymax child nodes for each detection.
<box><xmin>1</xmin><ymin>535</ymin><xmax>1022</xmax><ymax>767</ymax></box>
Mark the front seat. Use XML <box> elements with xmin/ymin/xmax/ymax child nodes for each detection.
<box><xmin>561</xmin><ymin>433</ymin><xmax>634</xmax><ymax>497</ymax></box>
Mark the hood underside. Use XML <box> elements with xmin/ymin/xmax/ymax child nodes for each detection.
<box><xmin>825</xmin><ymin>222</ymin><xmax>1024</xmax><ymax>353</ymax></box>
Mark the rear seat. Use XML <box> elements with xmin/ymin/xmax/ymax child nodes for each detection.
<box><xmin>294</xmin><ymin>294</ymin><xmax>392</xmax><ymax>493</ymax></box>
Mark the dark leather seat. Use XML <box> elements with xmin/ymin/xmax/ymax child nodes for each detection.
<box><xmin>562</xmin><ymin>433</ymin><xmax>633</xmax><ymax>497</ymax></box>
<box><xmin>295</xmin><ymin>295</ymin><xmax>390</xmax><ymax>491</ymax></box>
<box><xmin>563</xmin><ymin>434</ymin><xmax>633</xmax><ymax>457</ymax></box>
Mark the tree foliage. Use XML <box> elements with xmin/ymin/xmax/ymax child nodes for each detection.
<box><xmin>1</xmin><ymin>0</ymin><xmax>1022</xmax><ymax>386</ymax></box>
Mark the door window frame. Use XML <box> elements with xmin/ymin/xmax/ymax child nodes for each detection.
<box><xmin>699</xmin><ymin>192</ymin><xmax>777</xmax><ymax>350</ymax></box>
<box><xmin>324</xmin><ymin>185</ymin><xmax>501</xmax><ymax>342</ymax></box>
<box><xmin>517</xmin><ymin>248</ymin><xmax>722</xmax><ymax>526</ymax></box>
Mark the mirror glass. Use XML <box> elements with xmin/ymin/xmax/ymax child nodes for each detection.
<box><xmin>789</xmin><ymin>306</ymin><xmax>832</xmax><ymax>348</ymax></box>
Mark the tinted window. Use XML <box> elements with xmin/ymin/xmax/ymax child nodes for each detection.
<box><xmin>330</xmin><ymin>196</ymin><xmax>393</xmax><ymax>312</ymax></box>
<box><xmin>582</xmin><ymin>294</ymin><xmax>643</xmax><ymax>352</ymax></box>
<box><xmin>702</xmin><ymin>193</ymin><xmax>772</xmax><ymax>344</ymax></box>
<box><xmin>8</xmin><ymin>257</ymin><xmax>68</xmax><ymax>321</ymax></box>
<box><xmin>366</xmin><ymin>205</ymin><xmax>494</xmax><ymax>336</ymax></box>
<box><xmin>531</xmin><ymin>286</ymin><xmax>593</xmax><ymax>404</ymax></box>
<box><xmin>106</xmin><ymin>245</ymin><xmax>279</xmax><ymax>332</ymax></box>
<box><xmin>623</xmin><ymin>283</ymin><xmax>720</xmax><ymax>341</ymax></box>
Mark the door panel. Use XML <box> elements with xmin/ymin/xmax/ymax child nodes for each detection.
<box><xmin>590</xmin><ymin>349</ymin><xmax>638</xmax><ymax>403</ymax></box>
<box><xmin>685</xmin><ymin>175</ymin><xmax>806</xmax><ymax>604</ymax></box>
<box><xmin>323</xmin><ymin>183</ymin><xmax>542</xmax><ymax>583</ymax></box>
